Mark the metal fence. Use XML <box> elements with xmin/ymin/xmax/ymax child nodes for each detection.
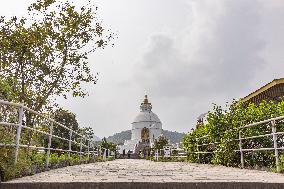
<box><xmin>194</xmin><ymin>115</ymin><xmax>284</xmax><ymax>172</ymax></box>
<box><xmin>0</xmin><ymin>99</ymin><xmax>99</xmax><ymax>167</ymax></box>
<box><xmin>153</xmin><ymin>147</ymin><xmax>187</xmax><ymax>161</ymax></box>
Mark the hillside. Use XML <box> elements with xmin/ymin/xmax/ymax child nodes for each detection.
<box><xmin>106</xmin><ymin>130</ymin><xmax>185</xmax><ymax>145</ymax></box>
<box><xmin>106</xmin><ymin>130</ymin><xmax>131</xmax><ymax>145</ymax></box>
<box><xmin>92</xmin><ymin>135</ymin><xmax>101</xmax><ymax>141</ymax></box>
<box><xmin>162</xmin><ymin>130</ymin><xmax>186</xmax><ymax>144</ymax></box>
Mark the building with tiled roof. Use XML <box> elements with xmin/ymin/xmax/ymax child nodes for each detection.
<box><xmin>241</xmin><ymin>78</ymin><xmax>284</xmax><ymax>105</ymax></box>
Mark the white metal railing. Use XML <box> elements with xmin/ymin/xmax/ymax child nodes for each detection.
<box><xmin>152</xmin><ymin>148</ymin><xmax>187</xmax><ymax>161</ymax></box>
<box><xmin>193</xmin><ymin>115</ymin><xmax>284</xmax><ymax>172</ymax></box>
<box><xmin>0</xmin><ymin>99</ymin><xmax>100</xmax><ymax>167</ymax></box>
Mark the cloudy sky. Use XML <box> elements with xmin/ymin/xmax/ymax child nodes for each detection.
<box><xmin>1</xmin><ymin>0</ymin><xmax>284</xmax><ymax>138</ymax></box>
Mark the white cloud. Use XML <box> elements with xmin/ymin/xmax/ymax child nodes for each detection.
<box><xmin>1</xmin><ymin>0</ymin><xmax>284</xmax><ymax>137</ymax></box>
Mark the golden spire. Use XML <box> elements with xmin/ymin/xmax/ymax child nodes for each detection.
<box><xmin>140</xmin><ymin>94</ymin><xmax>152</xmax><ymax>111</ymax></box>
<box><xmin>144</xmin><ymin>95</ymin><xmax>149</xmax><ymax>104</ymax></box>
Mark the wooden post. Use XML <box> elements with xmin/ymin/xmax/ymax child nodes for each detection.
<box><xmin>15</xmin><ymin>106</ymin><xmax>24</xmax><ymax>164</ymax></box>
<box><xmin>271</xmin><ymin>120</ymin><xmax>280</xmax><ymax>172</ymax></box>
<box><xmin>239</xmin><ymin>130</ymin><xmax>244</xmax><ymax>168</ymax></box>
<box><xmin>46</xmin><ymin>121</ymin><xmax>53</xmax><ymax>168</ymax></box>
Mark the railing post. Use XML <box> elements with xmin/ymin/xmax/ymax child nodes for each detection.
<box><xmin>15</xmin><ymin>106</ymin><xmax>24</xmax><ymax>165</ymax></box>
<box><xmin>155</xmin><ymin>149</ymin><xmax>159</xmax><ymax>161</ymax></box>
<box><xmin>87</xmin><ymin>140</ymin><xmax>90</xmax><ymax>160</ymax></box>
<box><xmin>92</xmin><ymin>142</ymin><xmax>95</xmax><ymax>159</ymax></box>
<box><xmin>239</xmin><ymin>130</ymin><xmax>244</xmax><ymax>168</ymax></box>
<box><xmin>103</xmin><ymin>148</ymin><xmax>106</xmax><ymax>160</ymax></box>
<box><xmin>99</xmin><ymin>145</ymin><xmax>101</xmax><ymax>158</ymax></box>
<box><xmin>79</xmin><ymin>137</ymin><xmax>83</xmax><ymax>160</ymax></box>
<box><xmin>271</xmin><ymin>120</ymin><xmax>280</xmax><ymax>172</ymax></box>
<box><xmin>102</xmin><ymin>148</ymin><xmax>106</xmax><ymax>160</ymax></box>
<box><xmin>68</xmin><ymin>130</ymin><xmax>73</xmax><ymax>160</ymax></box>
<box><xmin>97</xmin><ymin>145</ymin><xmax>100</xmax><ymax>158</ymax></box>
<box><xmin>196</xmin><ymin>138</ymin><xmax>200</xmax><ymax>162</ymax></box>
<box><xmin>46</xmin><ymin>121</ymin><xmax>53</xmax><ymax>168</ymax></box>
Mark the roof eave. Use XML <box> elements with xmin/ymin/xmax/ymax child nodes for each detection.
<box><xmin>241</xmin><ymin>78</ymin><xmax>284</xmax><ymax>103</ymax></box>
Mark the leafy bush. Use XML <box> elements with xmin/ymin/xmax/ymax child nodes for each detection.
<box><xmin>107</xmin><ymin>156</ymin><xmax>115</xmax><ymax>161</ymax></box>
<box><xmin>183</xmin><ymin>99</ymin><xmax>284</xmax><ymax>170</ymax></box>
<box><xmin>0</xmin><ymin>150</ymin><xmax>101</xmax><ymax>181</ymax></box>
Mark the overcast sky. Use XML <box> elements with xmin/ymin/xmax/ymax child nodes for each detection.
<box><xmin>1</xmin><ymin>0</ymin><xmax>284</xmax><ymax>138</ymax></box>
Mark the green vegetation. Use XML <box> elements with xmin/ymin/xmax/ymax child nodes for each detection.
<box><xmin>0</xmin><ymin>149</ymin><xmax>102</xmax><ymax>182</ymax></box>
<box><xmin>183</xmin><ymin>99</ymin><xmax>284</xmax><ymax>171</ymax></box>
<box><xmin>0</xmin><ymin>105</ymin><xmax>102</xmax><ymax>181</ymax></box>
<box><xmin>153</xmin><ymin>136</ymin><xmax>169</xmax><ymax>150</ymax></box>
<box><xmin>52</xmin><ymin>108</ymin><xmax>95</xmax><ymax>151</ymax></box>
<box><xmin>0</xmin><ymin>0</ymin><xmax>114</xmax><ymax>181</ymax></box>
<box><xmin>0</xmin><ymin>0</ymin><xmax>112</xmax><ymax>111</ymax></box>
<box><xmin>101</xmin><ymin>137</ymin><xmax>117</xmax><ymax>152</ymax></box>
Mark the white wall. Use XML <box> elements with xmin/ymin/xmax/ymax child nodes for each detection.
<box><xmin>131</xmin><ymin>122</ymin><xmax>162</xmax><ymax>141</ymax></box>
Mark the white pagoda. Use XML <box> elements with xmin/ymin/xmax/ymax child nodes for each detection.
<box><xmin>118</xmin><ymin>95</ymin><xmax>162</xmax><ymax>153</ymax></box>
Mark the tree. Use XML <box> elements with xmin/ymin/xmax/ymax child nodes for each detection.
<box><xmin>0</xmin><ymin>78</ymin><xmax>16</xmax><ymax>102</ymax></box>
<box><xmin>153</xmin><ymin>136</ymin><xmax>169</xmax><ymax>150</ymax></box>
<box><xmin>101</xmin><ymin>137</ymin><xmax>116</xmax><ymax>152</ymax></box>
<box><xmin>51</xmin><ymin>108</ymin><xmax>95</xmax><ymax>151</ymax></box>
<box><xmin>79</xmin><ymin>126</ymin><xmax>94</xmax><ymax>140</ymax></box>
<box><xmin>53</xmin><ymin>108</ymin><xmax>79</xmax><ymax>136</ymax></box>
<box><xmin>52</xmin><ymin>108</ymin><xmax>79</xmax><ymax>150</ymax></box>
<box><xmin>0</xmin><ymin>1</ymin><xmax>112</xmax><ymax>179</ymax></box>
<box><xmin>0</xmin><ymin>0</ymin><xmax>113</xmax><ymax>111</ymax></box>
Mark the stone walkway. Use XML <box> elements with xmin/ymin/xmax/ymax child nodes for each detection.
<box><xmin>7</xmin><ymin>159</ymin><xmax>284</xmax><ymax>183</ymax></box>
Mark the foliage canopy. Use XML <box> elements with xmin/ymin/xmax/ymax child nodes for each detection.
<box><xmin>154</xmin><ymin>135</ymin><xmax>169</xmax><ymax>150</ymax></box>
<box><xmin>183</xmin><ymin>99</ymin><xmax>284</xmax><ymax>170</ymax></box>
<box><xmin>0</xmin><ymin>0</ymin><xmax>113</xmax><ymax>111</ymax></box>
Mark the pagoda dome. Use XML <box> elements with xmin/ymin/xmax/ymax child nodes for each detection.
<box><xmin>132</xmin><ymin>111</ymin><xmax>161</xmax><ymax>124</ymax></box>
<box><xmin>123</xmin><ymin>94</ymin><xmax>163</xmax><ymax>148</ymax></box>
<box><xmin>131</xmin><ymin>95</ymin><xmax>162</xmax><ymax>129</ymax></box>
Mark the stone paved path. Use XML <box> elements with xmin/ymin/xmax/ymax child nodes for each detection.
<box><xmin>7</xmin><ymin>159</ymin><xmax>284</xmax><ymax>183</ymax></box>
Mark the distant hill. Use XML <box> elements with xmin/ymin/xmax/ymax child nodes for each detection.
<box><xmin>106</xmin><ymin>130</ymin><xmax>185</xmax><ymax>145</ymax></box>
<box><xmin>162</xmin><ymin>130</ymin><xmax>186</xmax><ymax>144</ymax></box>
<box><xmin>106</xmin><ymin>130</ymin><xmax>131</xmax><ymax>145</ymax></box>
<box><xmin>92</xmin><ymin>135</ymin><xmax>101</xmax><ymax>142</ymax></box>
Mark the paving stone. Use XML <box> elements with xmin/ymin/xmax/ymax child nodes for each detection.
<box><xmin>5</xmin><ymin>159</ymin><xmax>284</xmax><ymax>183</ymax></box>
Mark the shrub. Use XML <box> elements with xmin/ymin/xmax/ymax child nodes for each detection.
<box><xmin>183</xmin><ymin>99</ymin><xmax>284</xmax><ymax>171</ymax></box>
